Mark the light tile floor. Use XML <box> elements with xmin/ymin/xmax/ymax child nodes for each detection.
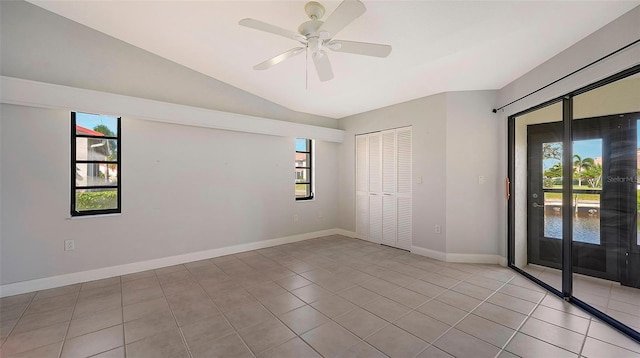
<box><xmin>522</xmin><ymin>264</ymin><xmax>640</xmax><ymax>332</ymax></box>
<box><xmin>0</xmin><ymin>235</ymin><xmax>638</xmax><ymax>357</ymax></box>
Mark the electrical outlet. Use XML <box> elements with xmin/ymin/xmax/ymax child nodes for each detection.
<box><xmin>318</xmin><ymin>211</ymin><xmax>324</xmax><ymax>219</ymax></box>
<box><xmin>435</xmin><ymin>225</ymin><xmax>441</xmax><ymax>234</ymax></box>
<box><xmin>293</xmin><ymin>214</ymin><xmax>299</xmax><ymax>222</ymax></box>
<box><xmin>64</xmin><ymin>240</ymin><xmax>75</xmax><ymax>251</ymax></box>
<box><xmin>417</xmin><ymin>176</ymin><xmax>423</xmax><ymax>184</ymax></box>
<box><xmin>478</xmin><ymin>175</ymin><xmax>485</xmax><ymax>185</ymax></box>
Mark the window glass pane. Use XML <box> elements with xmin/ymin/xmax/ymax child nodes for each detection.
<box><xmin>572</xmin><ymin>73</ymin><xmax>640</xmax><ymax>311</ymax></box>
<box><xmin>296</xmin><ymin>184</ymin><xmax>311</xmax><ymax>198</ymax></box>
<box><xmin>75</xmin><ymin>188</ymin><xmax>118</xmax><ymax>211</ymax></box>
<box><xmin>75</xmin><ymin>164</ymin><xmax>118</xmax><ymax>187</ymax></box>
<box><xmin>295</xmin><ymin>168</ymin><xmax>310</xmax><ymax>183</ymax></box>
<box><xmin>295</xmin><ymin>153</ymin><xmax>310</xmax><ymax>167</ymax></box>
<box><xmin>76</xmin><ymin>138</ymin><xmax>117</xmax><ymax>161</ymax></box>
<box><xmin>544</xmin><ymin>192</ymin><xmax>562</xmax><ymax>239</ymax></box>
<box><xmin>514</xmin><ymin>100</ymin><xmax>563</xmax><ymax>292</ymax></box>
<box><xmin>542</xmin><ymin>142</ymin><xmax>562</xmax><ymax>189</ymax></box>
<box><xmin>75</xmin><ymin>113</ymin><xmax>118</xmax><ymax>137</ymax></box>
<box><xmin>573</xmin><ymin>139</ymin><xmax>602</xmax><ymax>190</ymax></box>
<box><xmin>295</xmin><ymin>138</ymin><xmax>309</xmax><ymax>152</ymax></box>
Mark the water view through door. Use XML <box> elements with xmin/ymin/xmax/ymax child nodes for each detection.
<box><xmin>527</xmin><ymin>114</ymin><xmax>639</xmax><ymax>282</ymax></box>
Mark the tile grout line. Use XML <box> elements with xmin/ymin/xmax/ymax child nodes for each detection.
<box><xmin>0</xmin><ymin>291</ymin><xmax>38</xmax><ymax>352</ymax></box>
<box><xmin>408</xmin><ymin>270</ymin><xmax>518</xmax><ymax>358</ymax></box>
<box><xmin>494</xmin><ymin>286</ymin><xmax>548</xmax><ymax>358</ymax></box>
<box><xmin>120</xmin><ymin>277</ymin><xmax>126</xmax><ymax>358</ymax></box>
<box><xmin>578</xmin><ymin>318</ymin><xmax>593</xmax><ymax>358</ymax></box>
<box><xmin>229</xmin><ymin>250</ymin><xmax>328</xmax><ymax>357</ymax></box>
<box><xmin>248</xmin><ymin>243</ymin><xmax>395</xmax><ymax>357</ymax></box>
<box><xmin>155</xmin><ymin>268</ymin><xmax>195</xmax><ymax>358</ymax></box>
<box><xmin>190</xmin><ymin>260</ymin><xmax>260</xmax><ymax>358</ymax></box>
<box><xmin>57</xmin><ymin>284</ymin><xmax>84</xmax><ymax>358</ymax></box>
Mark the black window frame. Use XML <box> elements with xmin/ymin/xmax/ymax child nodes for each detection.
<box><xmin>295</xmin><ymin>138</ymin><xmax>314</xmax><ymax>201</ymax></box>
<box><xmin>71</xmin><ymin>112</ymin><xmax>121</xmax><ymax>216</ymax></box>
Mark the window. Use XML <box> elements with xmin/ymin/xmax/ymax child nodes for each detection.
<box><xmin>295</xmin><ymin>138</ymin><xmax>313</xmax><ymax>200</ymax></box>
<box><xmin>71</xmin><ymin>112</ymin><xmax>121</xmax><ymax>216</ymax></box>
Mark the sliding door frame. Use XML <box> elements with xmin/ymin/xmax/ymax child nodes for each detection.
<box><xmin>507</xmin><ymin>63</ymin><xmax>640</xmax><ymax>343</ymax></box>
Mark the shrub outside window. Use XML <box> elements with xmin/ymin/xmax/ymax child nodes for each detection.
<box><xmin>71</xmin><ymin>112</ymin><xmax>121</xmax><ymax>216</ymax></box>
<box><xmin>295</xmin><ymin>138</ymin><xmax>313</xmax><ymax>200</ymax></box>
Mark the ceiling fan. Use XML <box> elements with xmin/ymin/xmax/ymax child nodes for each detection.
<box><xmin>239</xmin><ymin>0</ymin><xmax>392</xmax><ymax>82</ymax></box>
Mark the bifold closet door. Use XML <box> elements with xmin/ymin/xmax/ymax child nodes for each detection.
<box><xmin>355</xmin><ymin>135</ymin><xmax>369</xmax><ymax>238</ymax></box>
<box><xmin>396</xmin><ymin>128</ymin><xmax>412</xmax><ymax>250</ymax></box>
<box><xmin>355</xmin><ymin>128</ymin><xmax>411</xmax><ymax>248</ymax></box>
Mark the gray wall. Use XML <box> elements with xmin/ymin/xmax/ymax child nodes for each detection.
<box><xmin>0</xmin><ymin>0</ymin><xmax>336</xmax><ymax>128</ymax></box>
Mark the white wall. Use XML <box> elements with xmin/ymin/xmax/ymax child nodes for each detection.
<box><xmin>445</xmin><ymin>91</ymin><xmax>504</xmax><ymax>257</ymax></box>
<box><xmin>0</xmin><ymin>104</ymin><xmax>339</xmax><ymax>285</ymax></box>
<box><xmin>337</xmin><ymin>91</ymin><xmax>501</xmax><ymax>260</ymax></box>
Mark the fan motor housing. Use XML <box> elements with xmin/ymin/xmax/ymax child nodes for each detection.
<box><xmin>298</xmin><ymin>20</ymin><xmax>323</xmax><ymax>38</ymax></box>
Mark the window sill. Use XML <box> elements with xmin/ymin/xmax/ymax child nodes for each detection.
<box><xmin>67</xmin><ymin>213</ymin><xmax>121</xmax><ymax>220</ymax></box>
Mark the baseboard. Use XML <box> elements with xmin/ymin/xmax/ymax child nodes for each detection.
<box><xmin>499</xmin><ymin>256</ymin><xmax>508</xmax><ymax>267</ymax></box>
<box><xmin>0</xmin><ymin>228</ymin><xmax>339</xmax><ymax>298</ymax></box>
<box><xmin>410</xmin><ymin>246</ymin><xmax>447</xmax><ymax>261</ymax></box>
<box><xmin>445</xmin><ymin>253</ymin><xmax>504</xmax><ymax>265</ymax></box>
<box><xmin>411</xmin><ymin>245</ymin><xmax>503</xmax><ymax>265</ymax></box>
<box><xmin>334</xmin><ymin>229</ymin><xmax>358</xmax><ymax>239</ymax></box>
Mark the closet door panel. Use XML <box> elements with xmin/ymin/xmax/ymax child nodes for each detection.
<box><xmin>369</xmin><ymin>194</ymin><xmax>382</xmax><ymax>244</ymax></box>
<box><xmin>397</xmin><ymin>197</ymin><xmax>412</xmax><ymax>250</ymax></box>
<box><xmin>382</xmin><ymin>130</ymin><xmax>396</xmax><ymax>194</ymax></box>
<box><xmin>356</xmin><ymin>193</ymin><xmax>369</xmax><ymax>237</ymax></box>
<box><xmin>356</xmin><ymin>135</ymin><xmax>369</xmax><ymax>193</ymax></box>
<box><xmin>397</xmin><ymin>128</ymin><xmax>412</xmax><ymax>195</ymax></box>
<box><xmin>355</xmin><ymin>135</ymin><xmax>369</xmax><ymax>238</ymax></box>
<box><xmin>382</xmin><ymin>194</ymin><xmax>397</xmax><ymax>247</ymax></box>
<box><xmin>368</xmin><ymin>134</ymin><xmax>382</xmax><ymax>193</ymax></box>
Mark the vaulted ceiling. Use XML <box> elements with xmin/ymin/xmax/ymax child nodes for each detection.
<box><xmin>28</xmin><ymin>1</ymin><xmax>639</xmax><ymax>118</ymax></box>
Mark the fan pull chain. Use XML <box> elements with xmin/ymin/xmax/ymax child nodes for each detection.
<box><xmin>305</xmin><ymin>46</ymin><xmax>308</xmax><ymax>90</ymax></box>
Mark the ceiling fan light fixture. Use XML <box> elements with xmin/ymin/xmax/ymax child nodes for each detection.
<box><xmin>239</xmin><ymin>0</ymin><xmax>391</xmax><ymax>82</ymax></box>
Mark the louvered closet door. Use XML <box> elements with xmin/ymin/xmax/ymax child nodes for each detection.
<box><xmin>355</xmin><ymin>135</ymin><xmax>369</xmax><ymax>238</ymax></box>
<box><xmin>381</xmin><ymin>130</ymin><xmax>397</xmax><ymax>247</ymax></box>
<box><xmin>396</xmin><ymin>128</ymin><xmax>413</xmax><ymax>251</ymax></box>
<box><xmin>368</xmin><ymin>133</ymin><xmax>382</xmax><ymax>243</ymax></box>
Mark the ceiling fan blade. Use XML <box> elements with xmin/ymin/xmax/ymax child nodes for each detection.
<box><xmin>254</xmin><ymin>47</ymin><xmax>305</xmax><ymax>70</ymax></box>
<box><xmin>312</xmin><ymin>50</ymin><xmax>334</xmax><ymax>82</ymax></box>
<box><xmin>318</xmin><ymin>0</ymin><xmax>366</xmax><ymax>39</ymax></box>
<box><xmin>239</xmin><ymin>18</ymin><xmax>306</xmax><ymax>42</ymax></box>
<box><xmin>327</xmin><ymin>40</ymin><xmax>392</xmax><ymax>58</ymax></box>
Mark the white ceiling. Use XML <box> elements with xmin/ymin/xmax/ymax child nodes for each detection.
<box><xmin>28</xmin><ymin>1</ymin><xmax>638</xmax><ymax>119</ymax></box>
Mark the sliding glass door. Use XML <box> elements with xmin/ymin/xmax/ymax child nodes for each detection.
<box><xmin>508</xmin><ymin>66</ymin><xmax>640</xmax><ymax>342</ymax></box>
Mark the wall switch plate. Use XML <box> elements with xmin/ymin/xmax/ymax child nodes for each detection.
<box><xmin>293</xmin><ymin>214</ymin><xmax>299</xmax><ymax>222</ymax></box>
<box><xmin>417</xmin><ymin>176</ymin><xmax>423</xmax><ymax>184</ymax></box>
<box><xmin>64</xmin><ymin>240</ymin><xmax>75</xmax><ymax>251</ymax></box>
